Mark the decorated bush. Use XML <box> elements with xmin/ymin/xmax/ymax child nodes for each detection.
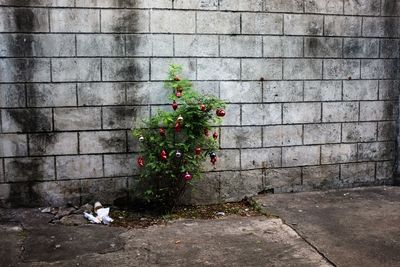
<box><xmin>132</xmin><ymin>64</ymin><xmax>226</xmax><ymax>211</ymax></box>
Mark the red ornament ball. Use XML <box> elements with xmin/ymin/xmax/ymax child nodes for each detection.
<box><xmin>204</xmin><ymin>128</ymin><xmax>209</xmax><ymax>136</ymax></box>
<box><xmin>200</xmin><ymin>104</ymin><xmax>206</xmax><ymax>112</ymax></box>
<box><xmin>176</xmin><ymin>91</ymin><xmax>182</xmax><ymax>98</ymax></box>
<box><xmin>159</xmin><ymin>128</ymin><xmax>166</xmax><ymax>136</ymax></box>
<box><xmin>213</xmin><ymin>132</ymin><xmax>218</xmax><ymax>140</ymax></box>
<box><xmin>175</xmin><ymin>122</ymin><xmax>181</xmax><ymax>132</ymax></box>
<box><xmin>183</xmin><ymin>172</ymin><xmax>192</xmax><ymax>181</ymax></box>
<box><xmin>160</xmin><ymin>149</ymin><xmax>167</xmax><ymax>161</ymax></box>
<box><xmin>137</xmin><ymin>156</ymin><xmax>145</xmax><ymax>167</ymax></box>
<box><xmin>195</xmin><ymin>147</ymin><xmax>202</xmax><ymax>155</ymax></box>
<box><xmin>172</xmin><ymin>100</ymin><xmax>178</xmax><ymax>110</ymax></box>
<box><xmin>216</xmin><ymin>109</ymin><xmax>226</xmax><ymax>117</ymax></box>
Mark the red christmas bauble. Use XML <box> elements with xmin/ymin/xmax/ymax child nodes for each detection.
<box><xmin>213</xmin><ymin>132</ymin><xmax>218</xmax><ymax>140</ymax></box>
<box><xmin>137</xmin><ymin>156</ymin><xmax>144</xmax><ymax>167</ymax></box>
<box><xmin>176</xmin><ymin>91</ymin><xmax>182</xmax><ymax>98</ymax></box>
<box><xmin>172</xmin><ymin>100</ymin><xmax>178</xmax><ymax>110</ymax></box>
<box><xmin>204</xmin><ymin>128</ymin><xmax>209</xmax><ymax>136</ymax></box>
<box><xmin>160</xmin><ymin>149</ymin><xmax>167</xmax><ymax>161</ymax></box>
<box><xmin>175</xmin><ymin>122</ymin><xmax>181</xmax><ymax>132</ymax></box>
<box><xmin>183</xmin><ymin>172</ymin><xmax>192</xmax><ymax>181</ymax></box>
<box><xmin>216</xmin><ymin>109</ymin><xmax>226</xmax><ymax>117</ymax></box>
<box><xmin>195</xmin><ymin>147</ymin><xmax>202</xmax><ymax>155</ymax></box>
<box><xmin>200</xmin><ymin>104</ymin><xmax>206</xmax><ymax>112</ymax></box>
<box><xmin>159</xmin><ymin>128</ymin><xmax>165</xmax><ymax>136</ymax></box>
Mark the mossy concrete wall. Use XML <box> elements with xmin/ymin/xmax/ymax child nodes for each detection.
<box><xmin>0</xmin><ymin>0</ymin><xmax>399</xmax><ymax>206</ymax></box>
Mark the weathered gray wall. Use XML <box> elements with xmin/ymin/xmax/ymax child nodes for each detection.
<box><xmin>0</xmin><ymin>0</ymin><xmax>399</xmax><ymax>207</ymax></box>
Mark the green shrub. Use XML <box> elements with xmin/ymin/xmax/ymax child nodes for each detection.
<box><xmin>132</xmin><ymin>64</ymin><xmax>226</xmax><ymax>211</ymax></box>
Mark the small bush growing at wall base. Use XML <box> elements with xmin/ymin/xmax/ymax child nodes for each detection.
<box><xmin>132</xmin><ymin>64</ymin><xmax>226</xmax><ymax>212</ymax></box>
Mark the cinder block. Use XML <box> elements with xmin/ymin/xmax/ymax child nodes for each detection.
<box><xmin>242</xmin><ymin>13</ymin><xmax>282</xmax><ymax>34</ymax></box>
<box><xmin>34</xmin><ymin>180</ymin><xmax>81</xmax><ymax>207</ymax></box>
<box><xmin>174</xmin><ymin>0</ymin><xmax>218</xmax><ymax>10</ymax></box>
<box><xmin>304</xmin><ymin>124</ymin><xmax>341</xmax><ymax>144</ymax></box>
<box><xmin>218</xmin><ymin>171</ymin><xmax>241</xmax><ymax>202</ymax></box>
<box><xmin>283</xmin><ymin>103</ymin><xmax>321</xmax><ymax>124</ymax></box>
<box><xmin>101</xmin><ymin>10</ymin><xmax>149</xmax><ymax>33</ymax></box>
<box><xmin>358</xmin><ymin>141</ymin><xmax>395</xmax><ymax>161</ymax></box>
<box><xmin>198</xmin><ymin>58</ymin><xmax>240</xmax><ymax>80</ymax></box>
<box><xmin>204</xmin><ymin>149</ymin><xmax>240</xmax><ymax>172</ymax></box>
<box><xmin>304</xmin><ymin>81</ymin><xmax>341</xmax><ymax>101</ymax></box>
<box><xmin>380</xmin><ymin>39</ymin><xmax>400</xmax><ymax>58</ymax></box>
<box><xmin>242</xmin><ymin>104</ymin><xmax>282</xmax><ymax>125</ymax></box>
<box><xmin>264</xmin><ymin>168</ymin><xmax>302</xmax><ymax>190</ymax></box>
<box><xmin>81</xmin><ymin>177</ymin><xmax>128</xmax><ymax>205</ymax></box>
<box><xmin>50</xmin><ymin>9</ymin><xmax>99</xmax><ymax>32</ymax></box>
<box><xmin>241</xmin><ymin>148</ymin><xmax>281</xmax><ymax>170</ymax></box>
<box><xmin>29</xmin><ymin>132</ymin><xmax>78</xmax><ymax>156</ymax></box>
<box><xmin>283</xmin><ymin>59</ymin><xmax>322</xmax><ymax>80</ymax></box>
<box><xmin>362</xmin><ymin>17</ymin><xmax>400</xmax><ymax>38</ymax></box>
<box><xmin>103</xmin><ymin>106</ymin><xmax>150</xmax><ymax>129</ymax></box>
<box><xmin>151</xmin><ymin>58</ymin><xmax>196</xmax><ymax>80</ymax></box>
<box><xmin>325</xmin><ymin>16</ymin><xmax>361</xmax><ymax>36</ymax></box>
<box><xmin>238</xmin><ymin>170</ymin><xmax>264</xmax><ymax>198</ymax></box>
<box><xmin>284</xmin><ymin>14</ymin><xmax>323</xmax><ymax>35</ymax></box>
<box><xmin>379</xmin><ymin>80</ymin><xmax>399</xmax><ymax>100</ymax></box>
<box><xmin>126</xmin><ymin>82</ymin><xmax>169</xmax><ymax>105</ymax></box>
<box><xmin>264</xmin><ymin>81</ymin><xmax>303</xmax><ymax>102</ymax></box>
<box><xmin>0</xmin><ymin>59</ymin><xmax>50</xmax><ymax>82</ymax></box>
<box><xmin>174</xmin><ymin>35</ymin><xmax>218</xmax><ymax>57</ymax></box>
<box><xmin>0</xmin><ymin>84</ymin><xmax>26</xmax><ymax>108</ymax></box>
<box><xmin>104</xmin><ymin>154</ymin><xmax>136</xmax><ymax>177</ymax></box>
<box><xmin>219</xmin><ymin>0</ymin><xmax>263</xmax><ymax>11</ymax></box>
<box><xmin>302</xmin><ymin>165</ymin><xmax>340</xmax><ymax>189</ymax></box>
<box><xmin>27</xmin><ymin>83</ymin><xmax>76</xmax><ymax>107</ymax></box>
<box><xmin>54</xmin><ymin>107</ymin><xmax>101</xmax><ymax>131</ymax></box>
<box><xmin>52</xmin><ymin>58</ymin><xmax>101</xmax><ymax>82</ymax></box>
<box><xmin>381</xmin><ymin>0</ymin><xmax>400</xmax><ymax>15</ymax></box>
<box><xmin>282</xmin><ymin>146</ymin><xmax>320</xmax><ymax>167</ymax></box>
<box><xmin>323</xmin><ymin>59</ymin><xmax>360</xmax><ymax>79</ymax></box>
<box><xmin>242</xmin><ymin>59</ymin><xmax>282</xmax><ymax>80</ymax></box>
<box><xmin>77</xmin><ymin>34</ymin><xmax>124</xmax><ymax>56</ymax></box>
<box><xmin>56</xmin><ymin>155</ymin><xmax>103</xmax><ymax>179</ymax></box>
<box><xmin>265</xmin><ymin>0</ymin><xmax>304</xmax><ymax>12</ymax></box>
<box><xmin>305</xmin><ymin>0</ymin><xmax>343</xmax><ymax>14</ymax></box>
<box><xmin>0</xmin><ymin>34</ymin><xmax>75</xmax><ymax>57</ymax></box>
<box><xmin>263</xmin><ymin>125</ymin><xmax>302</xmax><ymax>147</ymax></box>
<box><xmin>5</xmin><ymin>157</ymin><xmax>55</xmax><ymax>182</ymax></box>
<box><xmin>343</xmin><ymin>80</ymin><xmax>378</xmax><ymax>100</ymax></box>
<box><xmin>376</xmin><ymin>161</ymin><xmax>394</xmax><ymax>180</ymax></box>
<box><xmin>359</xmin><ymin>101</ymin><xmax>395</xmax><ymax>121</ymax></box>
<box><xmin>192</xmin><ymin>81</ymin><xmax>219</xmax><ymax>97</ymax></box>
<box><xmin>304</xmin><ymin>37</ymin><xmax>342</xmax><ymax>58</ymax></box>
<box><xmin>341</xmin><ymin>162</ymin><xmax>375</xmax><ymax>183</ymax></box>
<box><xmin>197</xmin><ymin>12</ymin><xmax>240</xmax><ymax>34</ymax></box>
<box><xmin>323</xmin><ymin>102</ymin><xmax>358</xmax><ymax>122</ymax></box>
<box><xmin>80</xmin><ymin>131</ymin><xmax>126</xmax><ymax>154</ymax></box>
<box><xmin>342</xmin><ymin>122</ymin><xmax>377</xmax><ymax>142</ymax></box>
<box><xmin>102</xmin><ymin>58</ymin><xmax>149</xmax><ymax>81</ymax></box>
<box><xmin>361</xmin><ymin>59</ymin><xmax>398</xmax><ymax>79</ymax></box>
<box><xmin>343</xmin><ymin>38</ymin><xmax>379</xmax><ymax>58</ymax></box>
<box><xmin>220</xmin><ymin>36</ymin><xmax>262</xmax><ymax>57</ymax></box>
<box><xmin>186</xmin><ymin>172</ymin><xmax>220</xmax><ymax>205</ymax></box>
<box><xmin>78</xmin><ymin>83</ymin><xmax>126</xmax><ymax>106</ymax></box>
<box><xmin>0</xmin><ymin>8</ymin><xmax>49</xmax><ymax>32</ymax></box>
<box><xmin>321</xmin><ymin>144</ymin><xmax>357</xmax><ymax>164</ymax></box>
<box><xmin>220</xmin><ymin>82</ymin><xmax>262</xmax><ymax>103</ymax></box>
<box><xmin>263</xmin><ymin>36</ymin><xmax>303</xmax><ymax>57</ymax></box>
<box><xmin>378</xmin><ymin>121</ymin><xmax>396</xmax><ymax>141</ymax></box>
<box><xmin>0</xmin><ymin>0</ymin><xmax>74</xmax><ymax>7</ymax></box>
<box><xmin>220</xmin><ymin>127</ymin><xmax>262</xmax><ymax>148</ymax></box>
<box><xmin>76</xmin><ymin>0</ymin><xmax>171</xmax><ymax>8</ymax></box>
<box><xmin>0</xmin><ymin>134</ymin><xmax>28</xmax><ymax>157</ymax></box>
<box><xmin>150</xmin><ymin>10</ymin><xmax>195</xmax><ymax>33</ymax></box>
<box><xmin>1</xmin><ymin>108</ymin><xmax>52</xmax><ymax>133</ymax></box>
<box><xmin>344</xmin><ymin>0</ymin><xmax>381</xmax><ymax>15</ymax></box>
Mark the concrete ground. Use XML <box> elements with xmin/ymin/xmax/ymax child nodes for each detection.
<box><xmin>256</xmin><ymin>186</ymin><xmax>400</xmax><ymax>267</ymax></box>
<box><xmin>0</xmin><ymin>186</ymin><xmax>398</xmax><ymax>266</ymax></box>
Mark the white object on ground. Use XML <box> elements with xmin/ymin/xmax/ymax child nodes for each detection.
<box><xmin>84</xmin><ymin>212</ymin><xmax>101</xmax><ymax>224</ymax></box>
<box><xmin>96</xmin><ymin>207</ymin><xmax>114</xmax><ymax>225</ymax></box>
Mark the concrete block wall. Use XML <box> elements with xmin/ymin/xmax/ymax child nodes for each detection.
<box><xmin>0</xmin><ymin>0</ymin><xmax>399</xmax><ymax>206</ymax></box>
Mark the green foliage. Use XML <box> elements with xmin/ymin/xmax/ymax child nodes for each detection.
<box><xmin>132</xmin><ymin>64</ymin><xmax>225</xmax><ymax>211</ymax></box>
